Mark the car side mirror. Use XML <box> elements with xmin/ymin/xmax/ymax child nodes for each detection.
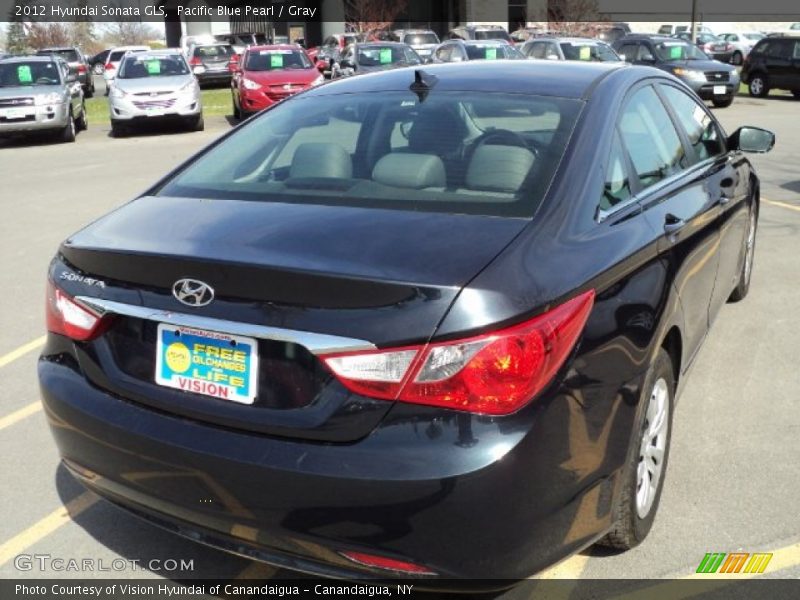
<box><xmin>729</xmin><ymin>126</ymin><xmax>775</xmax><ymax>153</ymax></box>
<box><xmin>640</xmin><ymin>54</ymin><xmax>656</xmax><ymax>63</ymax></box>
<box><xmin>546</xmin><ymin>54</ymin><xmax>560</xmax><ymax>60</ymax></box>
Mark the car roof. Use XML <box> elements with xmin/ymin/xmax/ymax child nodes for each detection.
<box><xmin>37</xmin><ymin>46</ymin><xmax>78</xmax><ymax>51</ymax></box>
<box><xmin>356</xmin><ymin>42</ymin><xmax>408</xmax><ymax>47</ymax></box>
<box><xmin>460</xmin><ymin>39</ymin><xmax>510</xmax><ymax>46</ymax></box>
<box><xmin>127</xmin><ymin>49</ymin><xmax>184</xmax><ymax>58</ymax></box>
<box><xmin>532</xmin><ymin>36</ymin><xmax>610</xmax><ymax>44</ymax></box>
<box><xmin>110</xmin><ymin>45</ymin><xmax>150</xmax><ymax>51</ymax></box>
<box><xmin>397</xmin><ymin>29</ymin><xmax>436</xmax><ymax>34</ymax></box>
<box><xmin>307</xmin><ymin>60</ymin><xmax>626</xmax><ymax>99</ymax></box>
<box><xmin>0</xmin><ymin>55</ymin><xmax>61</xmax><ymax>63</ymax></box>
<box><xmin>618</xmin><ymin>34</ymin><xmax>686</xmax><ymax>42</ymax></box>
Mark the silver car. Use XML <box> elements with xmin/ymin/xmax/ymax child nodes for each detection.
<box><xmin>108</xmin><ymin>50</ymin><xmax>202</xmax><ymax>137</ymax></box>
<box><xmin>394</xmin><ymin>29</ymin><xmax>440</xmax><ymax>61</ymax></box>
<box><xmin>0</xmin><ymin>55</ymin><xmax>87</xmax><ymax>143</ymax></box>
<box><xmin>718</xmin><ymin>31</ymin><xmax>766</xmax><ymax>65</ymax></box>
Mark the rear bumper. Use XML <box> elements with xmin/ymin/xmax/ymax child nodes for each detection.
<box><xmin>39</xmin><ymin>353</ymin><xmax>628</xmax><ymax>580</ymax></box>
<box><xmin>196</xmin><ymin>71</ymin><xmax>232</xmax><ymax>85</ymax></box>
<box><xmin>109</xmin><ymin>95</ymin><xmax>202</xmax><ymax>121</ymax></box>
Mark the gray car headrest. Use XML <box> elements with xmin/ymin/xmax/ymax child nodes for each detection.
<box><xmin>290</xmin><ymin>143</ymin><xmax>353</xmax><ymax>179</ymax></box>
<box><xmin>372</xmin><ymin>153</ymin><xmax>446</xmax><ymax>189</ymax></box>
<box><xmin>466</xmin><ymin>145</ymin><xmax>536</xmax><ymax>193</ymax></box>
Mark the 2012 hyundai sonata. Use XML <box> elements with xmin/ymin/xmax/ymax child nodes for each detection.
<box><xmin>40</xmin><ymin>60</ymin><xmax>774</xmax><ymax>581</ymax></box>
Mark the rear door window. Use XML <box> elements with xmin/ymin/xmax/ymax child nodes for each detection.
<box><xmin>618</xmin><ymin>86</ymin><xmax>688</xmax><ymax>189</ymax></box>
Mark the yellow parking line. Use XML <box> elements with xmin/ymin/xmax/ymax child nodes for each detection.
<box><xmin>0</xmin><ymin>491</ymin><xmax>98</xmax><ymax>567</ymax></box>
<box><xmin>763</xmin><ymin>198</ymin><xmax>800</xmax><ymax>212</ymax></box>
<box><xmin>534</xmin><ymin>553</ymin><xmax>591</xmax><ymax>579</ymax></box>
<box><xmin>0</xmin><ymin>335</ymin><xmax>45</xmax><ymax>369</ymax></box>
<box><xmin>0</xmin><ymin>402</ymin><xmax>42</xmax><ymax>432</ymax></box>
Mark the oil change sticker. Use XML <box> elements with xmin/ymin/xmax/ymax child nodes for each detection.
<box><xmin>17</xmin><ymin>65</ymin><xmax>33</xmax><ymax>83</ymax></box>
<box><xmin>155</xmin><ymin>324</ymin><xmax>259</xmax><ymax>405</ymax></box>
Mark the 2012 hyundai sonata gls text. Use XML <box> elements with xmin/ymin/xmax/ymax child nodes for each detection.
<box><xmin>40</xmin><ymin>61</ymin><xmax>774</xmax><ymax>581</ymax></box>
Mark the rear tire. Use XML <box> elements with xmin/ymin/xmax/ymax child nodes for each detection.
<box><xmin>59</xmin><ymin>110</ymin><xmax>76</xmax><ymax>143</ymax></box>
<box><xmin>731</xmin><ymin>51</ymin><xmax>743</xmax><ymax>66</ymax></box>
<box><xmin>792</xmin><ymin>90</ymin><xmax>800</xmax><ymax>99</ymax></box>
<box><xmin>597</xmin><ymin>348</ymin><xmax>674</xmax><ymax>550</ymax></box>
<box><xmin>232</xmin><ymin>94</ymin><xmax>241</xmax><ymax>119</ymax></box>
<box><xmin>728</xmin><ymin>203</ymin><xmax>758</xmax><ymax>302</ymax></box>
<box><xmin>191</xmin><ymin>115</ymin><xmax>205</xmax><ymax>132</ymax></box>
<box><xmin>748</xmin><ymin>73</ymin><xmax>769</xmax><ymax>97</ymax></box>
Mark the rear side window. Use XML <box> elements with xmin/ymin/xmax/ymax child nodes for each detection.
<box><xmin>617</xmin><ymin>43</ymin><xmax>639</xmax><ymax>61</ymax></box>
<box><xmin>618</xmin><ymin>86</ymin><xmax>687</xmax><ymax>189</ymax></box>
<box><xmin>109</xmin><ymin>51</ymin><xmax>126</xmax><ymax>62</ymax></box>
<box><xmin>600</xmin><ymin>134</ymin><xmax>632</xmax><ymax>212</ymax></box>
<box><xmin>659</xmin><ymin>85</ymin><xmax>724</xmax><ymax>161</ymax></box>
<box><xmin>158</xmin><ymin>91</ymin><xmax>583</xmax><ymax>218</ymax></box>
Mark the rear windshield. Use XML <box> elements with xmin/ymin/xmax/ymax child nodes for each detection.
<box><xmin>158</xmin><ymin>90</ymin><xmax>583</xmax><ymax>218</ymax></box>
<box><xmin>0</xmin><ymin>61</ymin><xmax>61</xmax><ymax>86</ymax></box>
<box><xmin>118</xmin><ymin>54</ymin><xmax>189</xmax><ymax>78</ymax></box>
<box><xmin>194</xmin><ymin>45</ymin><xmax>234</xmax><ymax>58</ymax></box>
<box><xmin>465</xmin><ymin>44</ymin><xmax>522</xmax><ymax>60</ymax></box>
<box><xmin>560</xmin><ymin>42</ymin><xmax>620</xmax><ymax>61</ymax></box>
<box><xmin>404</xmin><ymin>33</ymin><xmax>439</xmax><ymax>45</ymax></box>
<box><xmin>245</xmin><ymin>49</ymin><xmax>312</xmax><ymax>70</ymax></box>
<box><xmin>474</xmin><ymin>30</ymin><xmax>512</xmax><ymax>42</ymax></box>
<box><xmin>38</xmin><ymin>49</ymin><xmax>79</xmax><ymax>62</ymax></box>
<box><xmin>110</xmin><ymin>50</ymin><xmax>145</xmax><ymax>62</ymax></box>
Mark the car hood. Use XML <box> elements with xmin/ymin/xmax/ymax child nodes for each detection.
<box><xmin>113</xmin><ymin>75</ymin><xmax>195</xmax><ymax>94</ymax></box>
<box><xmin>242</xmin><ymin>68</ymin><xmax>319</xmax><ymax>85</ymax></box>
<box><xmin>663</xmin><ymin>59</ymin><xmax>735</xmax><ymax>72</ymax></box>
<box><xmin>0</xmin><ymin>85</ymin><xmax>64</xmax><ymax>100</ymax></box>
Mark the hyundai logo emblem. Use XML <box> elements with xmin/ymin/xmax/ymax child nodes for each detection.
<box><xmin>172</xmin><ymin>279</ymin><xmax>214</xmax><ymax>307</ymax></box>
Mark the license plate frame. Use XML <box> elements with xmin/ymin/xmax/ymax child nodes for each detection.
<box><xmin>155</xmin><ymin>324</ymin><xmax>259</xmax><ymax>405</ymax></box>
<box><xmin>0</xmin><ymin>107</ymin><xmax>31</xmax><ymax>119</ymax></box>
<box><xmin>713</xmin><ymin>85</ymin><xmax>726</xmax><ymax>95</ymax></box>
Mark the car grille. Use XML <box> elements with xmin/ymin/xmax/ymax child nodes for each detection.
<box><xmin>0</xmin><ymin>97</ymin><xmax>34</xmax><ymax>108</ymax></box>
<box><xmin>266</xmin><ymin>84</ymin><xmax>305</xmax><ymax>99</ymax></box>
<box><xmin>705</xmin><ymin>71</ymin><xmax>730</xmax><ymax>82</ymax></box>
<box><xmin>105</xmin><ymin>316</ymin><xmax>330</xmax><ymax>411</ymax></box>
<box><xmin>133</xmin><ymin>91</ymin><xmax>171</xmax><ymax>97</ymax></box>
<box><xmin>132</xmin><ymin>98</ymin><xmax>176</xmax><ymax>109</ymax></box>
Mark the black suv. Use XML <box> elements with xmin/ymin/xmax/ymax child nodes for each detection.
<box><xmin>613</xmin><ymin>35</ymin><xmax>739</xmax><ymax>107</ymax></box>
<box><xmin>36</xmin><ymin>47</ymin><xmax>94</xmax><ymax>98</ymax></box>
<box><xmin>740</xmin><ymin>36</ymin><xmax>800</xmax><ymax>98</ymax></box>
<box><xmin>448</xmin><ymin>25</ymin><xmax>512</xmax><ymax>44</ymax></box>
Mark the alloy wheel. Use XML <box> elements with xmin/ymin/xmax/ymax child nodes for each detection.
<box><xmin>636</xmin><ymin>377</ymin><xmax>669</xmax><ymax>519</ymax></box>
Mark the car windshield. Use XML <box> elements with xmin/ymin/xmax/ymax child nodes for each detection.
<box><xmin>357</xmin><ymin>46</ymin><xmax>419</xmax><ymax>66</ymax></box>
<box><xmin>404</xmin><ymin>33</ymin><xmax>439</xmax><ymax>45</ymax></box>
<box><xmin>245</xmin><ymin>49</ymin><xmax>312</xmax><ymax>70</ymax></box>
<box><xmin>38</xmin><ymin>49</ymin><xmax>79</xmax><ymax>62</ymax></box>
<box><xmin>194</xmin><ymin>45</ymin><xmax>234</xmax><ymax>58</ymax></box>
<box><xmin>0</xmin><ymin>61</ymin><xmax>61</xmax><ymax>86</ymax></box>
<box><xmin>465</xmin><ymin>44</ymin><xmax>522</xmax><ymax>60</ymax></box>
<box><xmin>560</xmin><ymin>42</ymin><xmax>620</xmax><ymax>61</ymax></box>
<box><xmin>157</xmin><ymin>91</ymin><xmax>583</xmax><ymax>218</ymax></box>
<box><xmin>475</xmin><ymin>30</ymin><xmax>511</xmax><ymax>41</ymax></box>
<box><xmin>654</xmin><ymin>41</ymin><xmax>708</xmax><ymax>60</ymax></box>
<box><xmin>118</xmin><ymin>55</ymin><xmax>189</xmax><ymax>78</ymax></box>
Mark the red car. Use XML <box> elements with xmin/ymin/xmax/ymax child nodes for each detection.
<box><xmin>230</xmin><ymin>45</ymin><xmax>324</xmax><ymax>119</ymax></box>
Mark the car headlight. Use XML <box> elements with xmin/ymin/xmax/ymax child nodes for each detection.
<box><xmin>110</xmin><ymin>86</ymin><xmax>128</xmax><ymax>99</ymax></box>
<box><xmin>177</xmin><ymin>80</ymin><xmax>197</xmax><ymax>94</ymax></box>
<box><xmin>311</xmin><ymin>75</ymin><xmax>325</xmax><ymax>87</ymax></box>
<box><xmin>242</xmin><ymin>78</ymin><xmax>262</xmax><ymax>90</ymax></box>
<box><xmin>35</xmin><ymin>92</ymin><xmax>65</xmax><ymax>106</ymax></box>
<box><xmin>672</xmin><ymin>68</ymin><xmax>707</xmax><ymax>82</ymax></box>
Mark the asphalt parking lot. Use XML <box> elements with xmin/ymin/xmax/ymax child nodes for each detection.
<box><xmin>0</xmin><ymin>89</ymin><xmax>798</xmax><ymax>595</ymax></box>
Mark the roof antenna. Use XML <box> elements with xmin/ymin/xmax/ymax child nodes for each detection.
<box><xmin>410</xmin><ymin>69</ymin><xmax>438</xmax><ymax>103</ymax></box>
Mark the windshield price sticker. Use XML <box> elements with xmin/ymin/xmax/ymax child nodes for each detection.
<box><xmin>486</xmin><ymin>47</ymin><xmax>498</xmax><ymax>60</ymax></box>
<box><xmin>579</xmin><ymin>46</ymin><xmax>591</xmax><ymax>60</ymax></box>
<box><xmin>145</xmin><ymin>60</ymin><xmax>161</xmax><ymax>75</ymax></box>
<box><xmin>17</xmin><ymin>65</ymin><xmax>33</xmax><ymax>83</ymax></box>
<box><xmin>670</xmin><ymin>46</ymin><xmax>683</xmax><ymax>58</ymax></box>
<box><xmin>270</xmin><ymin>54</ymin><xmax>284</xmax><ymax>67</ymax></box>
<box><xmin>379</xmin><ymin>48</ymin><xmax>393</xmax><ymax>64</ymax></box>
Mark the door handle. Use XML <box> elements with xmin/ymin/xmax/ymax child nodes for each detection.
<box><xmin>717</xmin><ymin>195</ymin><xmax>731</xmax><ymax>206</ymax></box>
<box><xmin>663</xmin><ymin>213</ymin><xmax>686</xmax><ymax>236</ymax></box>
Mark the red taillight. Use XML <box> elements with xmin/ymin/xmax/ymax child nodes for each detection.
<box><xmin>104</xmin><ymin>62</ymin><xmax>114</xmax><ymax>70</ymax></box>
<box><xmin>189</xmin><ymin>56</ymin><xmax>202</xmax><ymax>66</ymax></box>
<box><xmin>46</xmin><ymin>281</ymin><xmax>109</xmax><ymax>341</ymax></box>
<box><xmin>77</xmin><ymin>64</ymin><xmax>86</xmax><ymax>74</ymax></box>
<box><xmin>340</xmin><ymin>551</ymin><xmax>436</xmax><ymax>575</ymax></box>
<box><xmin>322</xmin><ymin>290</ymin><xmax>595</xmax><ymax>416</ymax></box>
